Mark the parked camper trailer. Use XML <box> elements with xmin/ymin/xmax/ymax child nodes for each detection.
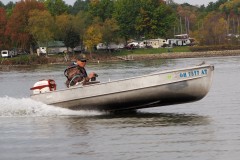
<box><xmin>163</xmin><ymin>34</ymin><xmax>193</xmax><ymax>47</ymax></box>
<box><xmin>140</xmin><ymin>39</ymin><xmax>166</xmax><ymax>48</ymax></box>
<box><xmin>96</xmin><ymin>43</ymin><xmax>107</xmax><ymax>50</ymax></box>
<box><xmin>37</xmin><ymin>47</ymin><xmax>47</xmax><ymax>55</ymax></box>
<box><xmin>164</xmin><ymin>38</ymin><xmax>191</xmax><ymax>47</ymax></box>
<box><xmin>1</xmin><ymin>50</ymin><xmax>17</xmax><ymax>58</ymax></box>
<box><xmin>97</xmin><ymin>43</ymin><xmax>125</xmax><ymax>51</ymax></box>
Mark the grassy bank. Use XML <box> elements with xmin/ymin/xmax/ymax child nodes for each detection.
<box><xmin>0</xmin><ymin>54</ymin><xmax>65</xmax><ymax>65</ymax></box>
<box><xmin>115</xmin><ymin>46</ymin><xmax>190</xmax><ymax>55</ymax></box>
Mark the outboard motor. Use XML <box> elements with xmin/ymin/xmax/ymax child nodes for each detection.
<box><xmin>30</xmin><ymin>79</ymin><xmax>56</xmax><ymax>94</ymax></box>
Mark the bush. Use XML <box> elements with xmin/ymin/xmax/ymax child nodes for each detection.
<box><xmin>0</xmin><ymin>55</ymin><xmax>49</xmax><ymax>65</ymax></box>
<box><xmin>29</xmin><ymin>55</ymin><xmax>48</xmax><ymax>64</ymax></box>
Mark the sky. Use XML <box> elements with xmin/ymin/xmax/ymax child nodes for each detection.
<box><xmin>173</xmin><ymin>0</ymin><xmax>217</xmax><ymax>6</ymax></box>
<box><xmin>1</xmin><ymin>0</ymin><xmax>217</xmax><ymax>7</ymax></box>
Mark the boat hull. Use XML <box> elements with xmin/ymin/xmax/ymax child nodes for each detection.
<box><xmin>31</xmin><ymin>64</ymin><xmax>214</xmax><ymax>111</ymax></box>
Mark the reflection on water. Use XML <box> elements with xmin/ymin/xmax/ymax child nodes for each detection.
<box><xmin>66</xmin><ymin>111</ymin><xmax>209</xmax><ymax>131</ymax></box>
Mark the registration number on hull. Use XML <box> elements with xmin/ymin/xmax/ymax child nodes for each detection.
<box><xmin>180</xmin><ymin>69</ymin><xmax>207</xmax><ymax>78</ymax></box>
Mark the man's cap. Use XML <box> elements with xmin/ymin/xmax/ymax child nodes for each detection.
<box><xmin>77</xmin><ymin>54</ymin><xmax>88</xmax><ymax>61</ymax></box>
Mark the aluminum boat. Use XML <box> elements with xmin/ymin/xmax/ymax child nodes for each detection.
<box><xmin>30</xmin><ymin>63</ymin><xmax>214</xmax><ymax>111</ymax></box>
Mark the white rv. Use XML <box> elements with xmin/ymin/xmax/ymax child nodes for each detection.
<box><xmin>97</xmin><ymin>43</ymin><xmax>125</xmax><ymax>51</ymax></box>
<box><xmin>1</xmin><ymin>50</ymin><xmax>17</xmax><ymax>58</ymax></box>
<box><xmin>96</xmin><ymin>43</ymin><xmax>107</xmax><ymax>50</ymax></box>
<box><xmin>163</xmin><ymin>34</ymin><xmax>193</xmax><ymax>47</ymax></box>
<box><xmin>37</xmin><ymin>47</ymin><xmax>47</xmax><ymax>56</ymax></box>
<box><xmin>165</xmin><ymin>38</ymin><xmax>191</xmax><ymax>47</ymax></box>
<box><xmin>139</xmin><ymin>39</ymin><xmax>166</xmax><ymax>48</ymax></box>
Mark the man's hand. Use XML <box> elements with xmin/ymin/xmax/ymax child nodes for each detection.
<box><xmin>88</xmin><ymin>72</ymin><xmax>96</xmax><ymax>79</ymax></box>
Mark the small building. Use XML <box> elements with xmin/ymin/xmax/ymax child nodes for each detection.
<box><xmin>37</xmin><ymin>41</ymin><xmax>71</xmax><ymax>56</ymax></box>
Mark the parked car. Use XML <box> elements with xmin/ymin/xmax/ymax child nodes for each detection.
<box><xmin>96</xmin><ymin>43</ymin><xmax>125</xmax><ymax>51</ymax></box>
<box><xmin>18</xmin><ymin>49</ymin><xmax>29</xmax><ymax>55</ymax></box>
<box><xmin>37</xmin><ymin>47</ymin><xmax>47</xmax><ymax>56</ymax></box>
<box><xmin>1</xmin><ymin>50</ymin><xmax>17</xmax><ymax>58</ymax></box>
<box><xmin>125</xmin><ymin>42</ymin><xmax>139</xmax><ymax>50</ymax></box>
<box><xmin>73</xmin><ymin>46</ymin><xmax>84</xmax><ymax>53</ymax></box>
<box><xmin>96</xmin><ymin>43</ymin><xmax>107</xmax><ymax>50</ymax></box>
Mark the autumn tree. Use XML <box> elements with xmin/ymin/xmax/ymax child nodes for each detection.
<box><xmin>176</xmin><ymin>4</ymin><xmax>198</xmax><ymax>35</ymax></box>
<box><xmin>84</xmin><ymin>24</ymin><xmax>102</xmax><ymax>57</ymax></box>
<box><xmin>0</xmin><ymin>7</ymin><xmax>7</xmax><ymax>49</ymax></box>
<box><xmin>55</xmin><ymin>14</ymin><xmax>81</xmax><ymax>51</ymax></box>
<box><xmin>101</xmin><ymin>18</ymin><xmax>119</xmax><ymax>46</ymax></box>
<box><xmin>219</xmin><ymin>0</ymin><xmax>240</xmax><ymax>35</ymax></box>
<box><xmin>89</xmin><ymin>16</ymin><xmax>120</xmax><ymax>48</ymax></box>
<box><xmin>55</xmin><ymin>14</ymin><xmax>75</xmax><ymax>40</ymax></box>
<box><xmin>196</xmin><ymin>12</ymin><xmax>227</xmax><ymax>45</ymax></box>
<box><xmin>28</xmin><ymin>9</ymin><xmax>54</xmax><ymax>55</ymax></box>
<box><xmin>74</xmin><ymin>11</ymin><xmax>93</xmax><ymax>51</ymax></box>
<box><xmin>5</xmin><ymin>0</ymin><xmax>45</xmax><ymax>53</ymax></box>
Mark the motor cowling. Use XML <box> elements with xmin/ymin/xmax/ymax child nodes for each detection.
<box><xmin>30</xmin><ymin>79</ymin><xmax>56</xmax><ymax>94</ymax></box>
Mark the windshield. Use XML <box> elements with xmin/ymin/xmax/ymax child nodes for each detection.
<box><xmin>1</xmin><ymin>51</ymin><xmax>8</xmax><ymax>55</ymax></box>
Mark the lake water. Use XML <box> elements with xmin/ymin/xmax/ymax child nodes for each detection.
<box><xmin>0</xmin><ymin>56</ymin><xmax>240</xmax><ymax>160</ymax></box>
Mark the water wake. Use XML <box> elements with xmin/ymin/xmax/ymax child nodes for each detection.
<box><xmin>0</xmin><ymin>96</ymin><xmax>104</xmax><ymax>117</ymax></box>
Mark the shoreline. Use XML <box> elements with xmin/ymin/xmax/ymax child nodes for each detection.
<box><xmin>92</xmin><ymin>50</ymin><xmax>240</xmax><ymax>62</ymax></box>
<box><xmin>1</xmin><ymin>50</ymin><xmax>240</xmax><ymax>66</ymax></box>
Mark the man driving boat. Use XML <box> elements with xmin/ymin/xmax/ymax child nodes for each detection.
<box><xmin>65</xmin><ymin>54</ymin><xmax>96</xmax><ymax>87</ymax></box>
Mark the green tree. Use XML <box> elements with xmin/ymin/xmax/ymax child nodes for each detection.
<box><xmin>135</xmin><ymin>0</ymin><xmax>176</xmax><ymax>39</ymax></box>
<box><xmin>101</xmin><ymin>18</ymin><xmax>119</xmax><ymax>45</ymax></box>
<box><xmin>0</xmin><ymin>1</ymin><xmax>4</xmax><ymax>8</ymax></box>
<box><xmin>71</xmin><ymin>0</ymin><xmax>90</xmax><ymax>15</ymax></box>
<box><xmin>113</xmin><ymin>0</ymin><xmax>140</xmax><ymax>43</ymax></box>
<box><xmin>88</xmin><ymin>0</ymin><xmax>114</xmax><ymax>21</ymax></box>
<box><xmin>44</xmin><ymin>0</ymin><xmax>68</xmax><ymax>16</ymax></box>
<box><xmin>64</xmin><ymin>30</ymin><xmax>80</xmax><ymax>51</ymax></box>
<box><xmin>5</xmin><ymin>1</ymin><xmax>15</xmax><ymax>17</ymax></box>
<box><xmin>28</xmin><ymin>9</ymin><xmax>54</xmax><ymax>55</ymax></box>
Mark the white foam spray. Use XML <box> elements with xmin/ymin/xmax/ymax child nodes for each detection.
<box><xmin>0</xmin><ymin>96</ymin><xmax>104</xmax><ymax>117</ymax></box>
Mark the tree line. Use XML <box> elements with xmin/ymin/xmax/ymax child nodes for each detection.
<box><xmin>0</xmin><ymin>0</ymin><xmax>240</xmax><ymax>54</ymax></box>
